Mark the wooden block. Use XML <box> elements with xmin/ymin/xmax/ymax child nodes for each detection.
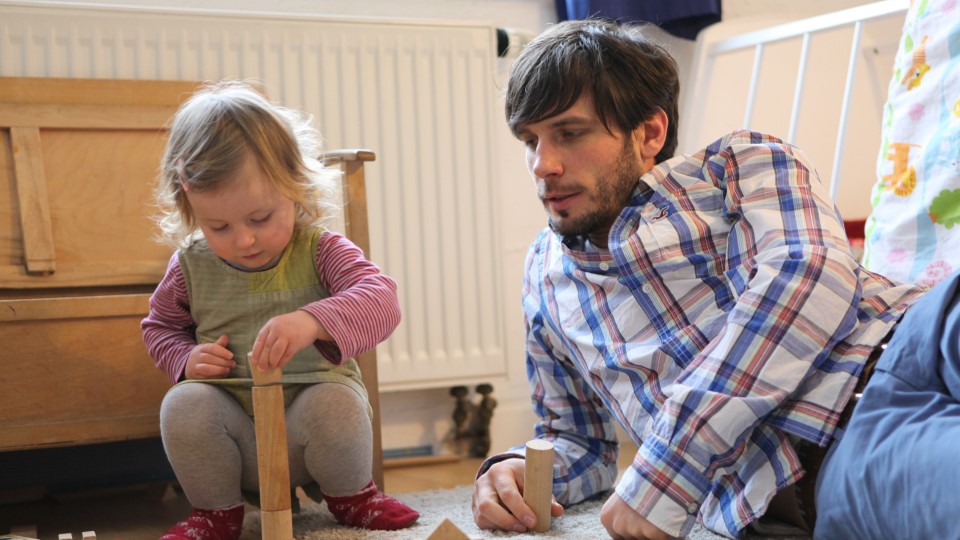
<box><xmin>9</xmin><ymin>524</ymin><xmax>38</xmax><ymax>539</ymax></box>
<box><xmin>425</xmin><ymin>518</ymin><xmax>469</xmax><ymax>540</ymax></box>
<box><xmin>523</xmin><ymin>439</ymin><xmax>555</xmax><ymax>533</ymax></box>
<box><xmin>259</xmin><ymin>508</ymin><xmax>293</xmax><ymax>540</ymax></box>
<box><xmin>252</xmin><ymin>384</ymin><xmax>291</xmax><ymax>513</ymax></box>
<box><xmin>248</xmin><ymin>352</ymin><xmax>282</xmax><ymax>386</ymax></box>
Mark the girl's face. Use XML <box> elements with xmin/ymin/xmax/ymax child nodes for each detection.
<box><xmin>186</xmin><ymin>153</ymin><xmax>297</xmax><ymax>271</ymax></box>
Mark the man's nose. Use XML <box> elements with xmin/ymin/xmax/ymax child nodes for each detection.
<box><xmin>530</xmin><ymin>142</ymin><xmax>563</xmax><ymax>179</ymax></box>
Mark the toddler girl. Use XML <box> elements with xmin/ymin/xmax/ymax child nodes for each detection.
<box><xmin>142</xmin><ymin>80</ymin><xmax>419</xmax><ymax>539</ymax></box>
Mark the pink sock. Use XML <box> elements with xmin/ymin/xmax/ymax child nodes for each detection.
<box><xmin>323</xmin><ymin>480</ymin><xmax>420</xmax><ymax>530</ymax></box>
<box><xmin>160</xmin><ymin>504</ymin><xmax>244</xmax><ymax>540</ymax></box>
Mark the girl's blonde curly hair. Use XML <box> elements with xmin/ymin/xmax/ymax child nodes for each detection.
<box><xmin>155</xmin><ymin>80</ymin><xmax>340</xmax><ymax>248</ymax></box>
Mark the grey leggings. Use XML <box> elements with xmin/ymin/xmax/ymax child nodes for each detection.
<box><xmin>160</xmin><ymin>382</ymin><xmax>372</xmax><ymax>510</ymax></box>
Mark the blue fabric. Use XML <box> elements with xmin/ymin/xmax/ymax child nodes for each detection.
<box><xmin>815</xmin><ymin>271</ymin><xmax>960</xmax><ymax>539</ymax></box>
<box><xmin>555</xmin><ymin>0</ymin><xmax>722</xmax><ymax>40</ymax></box>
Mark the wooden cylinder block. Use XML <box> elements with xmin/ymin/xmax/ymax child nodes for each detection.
<box><xmin>259</xmin><ymin>508</ymin><xmax>293</xmax><ymax>540</ymax></box>
<box><xmin>252</xmin><ymin>384</ymin><xmax>291</xmax><ymax>513</ymax></box>
<box><xmin>523</xmin><ymin>439</ymin><xmax>555</xmax><ymax>533</ymax></box>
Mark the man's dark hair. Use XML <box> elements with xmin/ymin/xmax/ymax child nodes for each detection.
<box><xmin>505</xmin><ymin>19</ymin><xmax>680</xmax><ymax>163</ymax></box>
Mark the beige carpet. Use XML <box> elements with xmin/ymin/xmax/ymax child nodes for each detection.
<box><xmin>242</xmin><ymin>485</ymin><xmax>811</xmax><ymax>539</ymax></box>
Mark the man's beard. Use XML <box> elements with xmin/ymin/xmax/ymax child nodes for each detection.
<box><xmin>548</xmin><ymin>141</ymin><xmax>642</xmax><ymax>239</ymax></box>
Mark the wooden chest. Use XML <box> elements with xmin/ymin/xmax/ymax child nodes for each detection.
<box><xmin>0</xmin><ymin>77</ymin><xmax>200</xmax><ymax>451</ymax></box>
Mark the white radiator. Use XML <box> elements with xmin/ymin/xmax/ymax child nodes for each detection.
<box><xmin>0</xmin><ymin>0</ymin><xmax>507</xmax><ymax>391</ymax></box>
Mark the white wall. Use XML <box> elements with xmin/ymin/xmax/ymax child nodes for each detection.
<box><xmin>36</xmin><ymin>0</ymin><xmax>885</xmax><ymax>459</ymax></box>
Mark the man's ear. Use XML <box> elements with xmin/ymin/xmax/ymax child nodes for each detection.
<box><xmin>635</xmin><ymin>108</ymin><xmax>668</xmax><ymax>163</ymax></box>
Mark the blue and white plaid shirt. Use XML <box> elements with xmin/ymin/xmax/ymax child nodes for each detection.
<box><xmin>514</xmin><ymin>131</ymin><xmax>923</xmax><ymax>538</ymax></box>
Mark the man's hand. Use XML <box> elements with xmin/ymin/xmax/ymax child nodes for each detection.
<box><xmin>250</xmin><ymin>310</ymin><xmax>323</xmax><ymax>371</ymax></box>
<box><xmin>471</xmin><ymin>458</ymin><xmax>563</xmax><ymax>533</ymax></box>
<box><xmin>185</xmin><ymin>334</ymin><xmax>236</xmax><ymax>379</ymax></box>
<box><xmin>600</xmin><ymin>492</ymin><xmax>677</xmax><ymax>540</ymax></box>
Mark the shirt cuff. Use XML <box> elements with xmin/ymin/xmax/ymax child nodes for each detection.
<box><xmin>476</xmin><ymin>451</ymin><xmax>525</xmax><ymax>479</ymax></box>
<box><xmin>615</xmin><ymin>465</ymin><xmax>699</xmax><ymax>538</ymax></box>
<box><xmin>299</xmin><ymin>307</ymin><xmax>346</xmax><ymax>364</ymax></box>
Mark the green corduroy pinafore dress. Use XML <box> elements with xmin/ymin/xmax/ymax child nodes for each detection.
<box><xmin>174</xmin><ymin>226</ymin><xmax>369</xmax><ymax>417</ymax></box>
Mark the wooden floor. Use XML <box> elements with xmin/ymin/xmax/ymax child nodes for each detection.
<box><xmin>0</xmin><ymin>444</ymin><xmax>637</xmax><ymax>539</ymax></box>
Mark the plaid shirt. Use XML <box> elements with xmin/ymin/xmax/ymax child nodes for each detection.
<box><xmin>518</xmin><ymin>131</ymin><xmax>923</xmax><ymax>538</ymax></box>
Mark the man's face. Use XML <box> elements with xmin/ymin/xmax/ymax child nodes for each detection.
<box><xmin>516</xmin><ymin>94</ymin><xmax>646</xmax><ymax>246</ymax></box>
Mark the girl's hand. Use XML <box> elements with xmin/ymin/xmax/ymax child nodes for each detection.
<box><xmin>185</xmin><ymin>334</ymin><xmax>236</xmax><ymax>379</ymax></box>
<box><xmin>251</xmin><ymin>311</ymin><xmax>324</xmax><ymax>372</ymax></box>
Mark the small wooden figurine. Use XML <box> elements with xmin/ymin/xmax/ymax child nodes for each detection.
<box><xmin>425</xmin><ymin>518</ymin><xmax>469</xmax><ymax>540</ymax></box>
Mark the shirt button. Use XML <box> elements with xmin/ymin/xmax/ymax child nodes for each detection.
<box><xmin>686</xmin><ymin>503</ymin><xmax>698</xmax><ymax>514</ymax></box>
<box><xmin>599</xmin><ymin>262</ymin><xmax>610</xmax><ymax>271</ymax></box>
<box><xmin>642</xmin><ymin>283</ymin><xmax>654</xmax><ymax>293</ymax></box>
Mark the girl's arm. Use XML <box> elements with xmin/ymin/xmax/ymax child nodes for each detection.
<box><xmin>141</xmin><ymin>254</ymin><xmax>197</xmax><ymax>383</ymax></box>
<box><xmin>300</xmin><ymin>230</ymin><xmax>402</xmax><ymax>363</ymax></box>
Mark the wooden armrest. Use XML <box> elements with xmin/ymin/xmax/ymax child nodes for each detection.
<box><xmin>324</xmin><ymin>148</ymin><xmax>376</xmax><ymax>163</ymax></box>
<box><xmin>318</xmin><ymin>147</ymin><xmax>384</xmax><ymax>490</ymax></box>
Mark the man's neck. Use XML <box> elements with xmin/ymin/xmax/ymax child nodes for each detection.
<box><xmin>587</xmin><ymin>229</ymin><xmax>610</xmax><ymax>249</ymax></box>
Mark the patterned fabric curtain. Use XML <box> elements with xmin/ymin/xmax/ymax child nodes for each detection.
<box><xmin>555</xmin><ymin>0</ymin><xmax>722</xmax><ymax>40</ymax></box>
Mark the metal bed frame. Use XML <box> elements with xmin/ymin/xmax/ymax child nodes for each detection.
<box><xmin>682</xmin><ymin>0</ymin><xmax>910</xmax><ymax>207</ymax></box>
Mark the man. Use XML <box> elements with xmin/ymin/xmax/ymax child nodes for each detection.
<box><xmin>471</xmin><ymin>19</ymin><xmax>935</xmax><ymax>539</ymax></box>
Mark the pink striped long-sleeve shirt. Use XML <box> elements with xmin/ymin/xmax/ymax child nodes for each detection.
<box><xmin>141</xmin><ymin>230</ymin><xmax>400</xmax><ymax>383</ymax></box>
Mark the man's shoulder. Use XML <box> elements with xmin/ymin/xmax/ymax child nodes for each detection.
<box><xmin>677</xmin><ymin>130</ymin><xmax>808</xmax><ymax>175</ymax></box>
<box><xmin>652</xmin><ymin>130</ymin><xmax>790</xmax><ymax>177</ymax></box>
<box><xmin>646</xmin><ymin>129</ymin><xmax>808</xmax><ymax>194</ymax></box>
<box><xmin>704</xmin><ymin>129</ymin><xmax>787</xmax><ymax>153</ymax></box>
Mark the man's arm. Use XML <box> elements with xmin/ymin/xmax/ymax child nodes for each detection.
<box><xmin>521</xmin><ymin>235</ymin><xmax>621</xmax><ymax>504</ymax></box>
<box><xmin>620</xmin><ymin>131</ymin><xmax>863</xmax><ymax>537</ymax></box>
<box><xmin>473</xmin><ymin>235</ymin><xmax>620</xmax><ymax>530</ymax></box>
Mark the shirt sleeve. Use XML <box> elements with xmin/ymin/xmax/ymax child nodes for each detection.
<box><xmin>511</xmin><ymin>236</ymin><xmax>621</xmax><ymax>506</ymax></box>
<box><xmin>299</xmin><ymin>230</ymin><xmax>401</xmax><ymax>363</ymax></box>
<box><xmin>622</xmin><ymin>132</ymin><xmax>863</xmax><ymax>536</ymax></box>
<box><xmin>141</xmin><ymin>252</ymin><xmax>196</xmax><ymax>384</ymax></box>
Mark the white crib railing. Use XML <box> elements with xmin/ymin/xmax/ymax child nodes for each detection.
<box><xmin>682</xmin><ymin>0</ymin><xmax>909</xmax><ymax>219</ymax></box>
